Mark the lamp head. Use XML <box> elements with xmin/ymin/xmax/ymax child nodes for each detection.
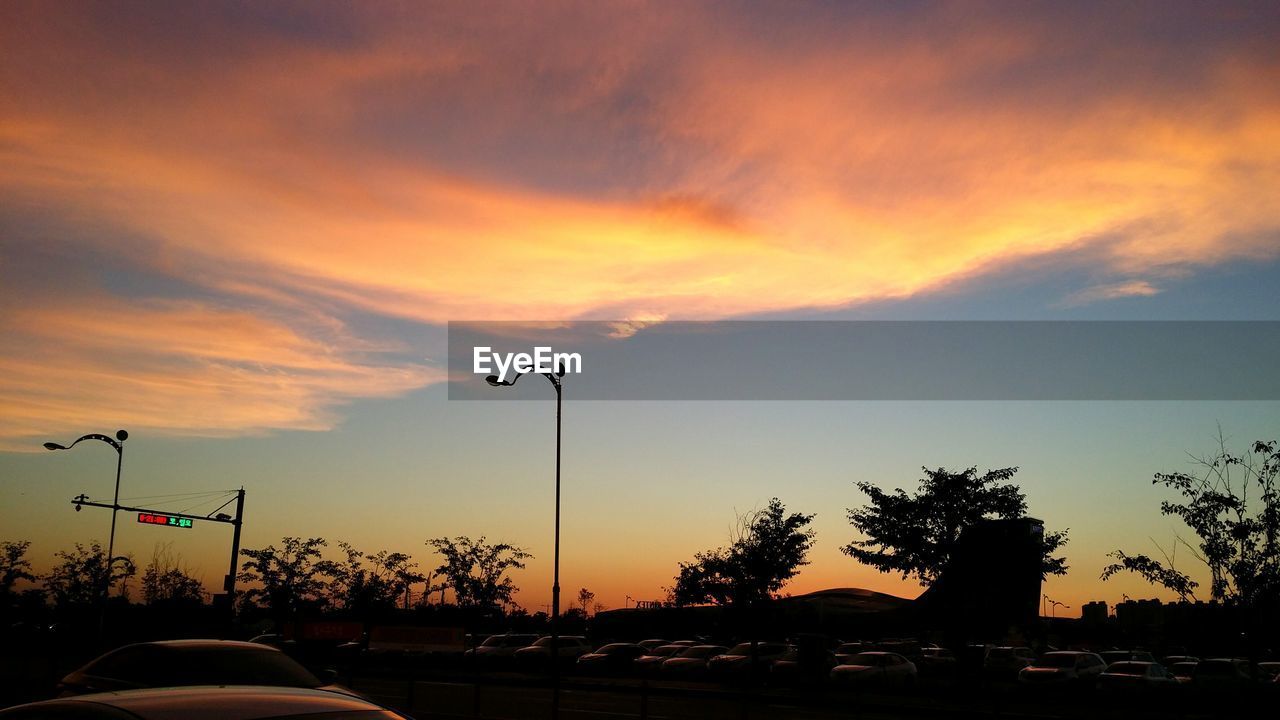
<box><xmin>115</xmin><ymin>430</ymin><xmax>128</xmax><ymax>442</ymax></box>
<box><xmin>485</xmin><ymin>375</ymin><xmax>504</xmax><ymax>386</ymax></box>
<box><xmin>43</xmin><ymin>442</ymin><xmax>64</xmax><ymax>451</ymax></box>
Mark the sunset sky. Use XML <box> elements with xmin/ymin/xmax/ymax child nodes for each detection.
<box><xmin>2</xmin><ymin>1</ymin><xmax>1279</xmax><ymax>617</ymax></box>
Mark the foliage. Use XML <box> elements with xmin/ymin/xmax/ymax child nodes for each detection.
<box><xmin>669</xmin><ymin>498</ymin><xmax>815</xmax><ymax>607</ymax></box>
<box><xmin>1102</xmin><ymin>435</ymin><xmax>1280</xmax><ymax>605</ymax></box>
<box><xmin>1</xmin><ymin>540</ymin><xmax>37</xmax><ymax>599</ymax></box>
<box><xmin>843</xmin><ymin>466</ymin><xmax>1069</xmax><ymax>585</ymax></box>
<box><xmin>576</xmin><ymin>587</ymin><xmax>595</xmax><ymax>615</ymax></box>
<box><xmin>426</xmin><ymin>536</ymin><xmax>531</xmax><ymax>610</ymax></box>
<box><xmin>329</xmin><ymin>542</ymin><xmax>425</xmax><ymax>617</ymax></box>
<box><xmin>44</xmin><ymin>541</ymin><xmax>137</xmax><ymax>608</ymax></box>
<box><xmin>238</xmin><ymin>537</ymin><xmax>336</xmax><ymax>620</ymax></box>
<box><xmin>141</xmin><ymin>544</ymin><xmax>207</xmax><ymax>607</ymax></box>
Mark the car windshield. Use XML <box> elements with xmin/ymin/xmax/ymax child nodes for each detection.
<box><xmin>678</xmin><ymin>646</ymin><xmax>722</xmax><ymax>659</ymax></box>
<box><xmin>164</xmin><ymin>647</ymin><xmax>321</xmax><ymax>688</ymax></box>
<box><xmin>1033</xmin><ymin>654</ymin><xmax>1079</xmax><ymax>668</ymax></box>
<box><xmin>1106</xmin><ymin>662</ymin><xmax>1148</xmax><ymax>676</ymax></box>
<box><xmin>599</xmin><ymin>644</ymin><xmax>636</xmax><ymax>654</ymax></box>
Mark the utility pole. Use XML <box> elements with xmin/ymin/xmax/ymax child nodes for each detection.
<box><xmin>224</xmin><ymin>487</ymin><xmax>246</xmax><ymax>602</ymax></box>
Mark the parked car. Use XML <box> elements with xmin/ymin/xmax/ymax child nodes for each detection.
<box><xmin>1168</xmin><ymin>661</ymin><xmax>1199</xmax><ymax>683</ymax></box>
<box><xmin>1098</xmin><ymin>661</ymin><xmax>1179</xmax><ymax>692</ymax></box>
<box><xmin>984</xmin><ymin>646</ymin><xmax>1035</xmax><ymax>678</ymax></box>
<box><xmin>829</xmin><ymin>652</ymin><xmax>918</xmax><ymax>689</ymax></box>
<box><xmin>770</xmin><ymin>646</ymin><xmax>837</xmax><ymax>684</ymax></box>
<box><xmin>576</xmin><ymin>643</ymin><xmax>646</xmax><ymax>675</ymax></box>
<box><xmin>57</xmin><ymin>640</ymin><xmax>355</xmax><ymax>698</ymax></box>
<box><xmin>1192</xmin><ymin>658</ymin><xmax>1255</xmax><ymax>691</ymax></box>
<box><xmin>1257</xmin><ymin>661</ymin><xmax>1280</xmax><ymax>682</ymax></box>
<box><xmin>0</xmin><ymin>686</ymin><xmax>410</xmax><ymax>720</ymax></box>
<box><xmin>1017</xmin><ymin>651</ymin><xmax>1106</xmax><ymax>688</ymax></box>
<box><xmin>707</xmin><ymin>642</ymin><xmax>791</xmax><ymax>681</ymax></box>
<box><xmin>1099</xmin><ymin>649</ymin><xmax>1157</xmax><ymax>666</ymax></box>
<box><xmin>637</xmin><ymin>639</ymin><xmax>670</xmax><ymax>652</ymax></box>
<box><xmin>916</xmin><ymin>647</ymin><xmax>958</xmax><ymax>677</ymax></box>
<box><xmin>833</xmin><ymin>643</ymin><xmax>866</xmax><ymax>665</ymax></box>
<box><xmin>633</xmin><ymin>644</ymin><xmax>688</xmax><ymax>675</ymax></box>
<box><xmin>660</xmin><ymin>645</ymin><xmax>729</xmax><ymax>679</ymax></box>
<box><xmin>465</xmin><ymin>633</ymin><xmax>539</xmax><ymax>668</ymax></box>
<box><xmin>513</xmin><ymin>635</ymin><xmax>592</xmax><ymax>667</ymax></box>
<box><xmin>1162</xmin><ymin>654</ymin><xmax>1199</xmax><ymax>666</ymax></box>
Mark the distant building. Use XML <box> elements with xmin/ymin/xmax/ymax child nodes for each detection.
<box><xmin>1081</xmin><ymin>601</ymin><xmax>1108</xmax><ymax>625</ymax></box>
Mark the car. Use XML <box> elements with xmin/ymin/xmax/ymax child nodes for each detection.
<box><xmin>769</xmin><ymin>646</ymin><xmax>837</xmax><ymax>684</ymax></box>
<box><xmin>1257</xmin><ymin>661</ymin><xmax>1280</xmax><ymax>681</ymax></box>
<box><xmin>575</xmin><ymin>643</ymin><xmax>646</xmax><ymax>675</ymax></box>
<box><xmin>916</xmin><ymin>647</ymin><xmax>957</xmax><ymax>677</ymax></box>
<box><xmin>660</xmin><ymin>645</ymin><xmax>729</xmax><ymax>679</ymax></box>
<box><xmin>984</xmin><ymin>646</ymin><xmax>1035</xmax><ymax>678</ymax></box>
<box><xmin>829</xmin><ymin>652</ymin><xmax>917</xmax><ymax>689</ymax></box>
<box><xmin>56</xmin><ymin>640</ymin><xmax>355</xmax><ymax>698</ymax></box>
<box><xmin>0</xmin><ymin>686</ymin><xmax>410</xmax><ymax>720</ymax></box>
<box><xmin>706</xmin><ymin>642</ymin><xmax>791</xmax><ymax>681</ymax></box>
<box><xmin>1168</xmin><ymin>661</ymin><xmax>1199</xmax><ymax>683</ymax></box>
<box><xmin>512</xmin><ymin>635</ymin><xmax>592</xmax><ymax>667</ymax></box>
<box><xmin>833</xmin><ymin>643</ymin><xmax>866</xmax><ymax>665</ymax></box>
<box><xmin>1098</xmin><ymin>661</ymin><xmax>1179</xmax><ymax>692</ymax></box>
<box><xmin>637</xmin><ymin>639</ymin><xmax>670</xmax><ymax>652</ymax></box>
<box><xmin>464</xmin><ymin>633</ymin><xmax>540</xmax><ymax>668</ymax></box>
<box><xmin>1099</xmin><ymin>649</ymin><xmax>1156</xmax><ymax>666</ymax></box>
<box><xmin>633</xmin><ymin>644</ymin><xmax>688</xmax><ymax>675</ymax></box>
<box><xmin>1162</xmin><ymin>654</ymin><xmax>1199</xmax><ymax>666</ymax></box>
<box><xmin>1017</xmin><ymin>651</ymin><xmax>1106</xmax><ymax>687</ymax></box>
<box><xmin>1192</xmin><ymin>658</ymin><xmax>1255</xmax><ymax>691</ymax></box>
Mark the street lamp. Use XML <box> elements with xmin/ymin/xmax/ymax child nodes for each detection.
<box><xmin>43</xmin><ymin>429</ymin><xmax>129</xmax><ymax>637</ymax></box>
<box><xmin>485</xmin><ymin>365</ymin><xmax>564</xmax><ymax>716</ymax></box>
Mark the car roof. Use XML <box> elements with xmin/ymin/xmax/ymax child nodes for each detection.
<box><xmin>2</xmin><ymin>686</ymin><xmax>388</xmax><ymax>720</ymax></box>
<box><xmin>123</xmin><ymin>639</ymin><xmax>279</xmax><ymax>652</ymax></box>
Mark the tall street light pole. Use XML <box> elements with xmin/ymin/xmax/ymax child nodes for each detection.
<box><xmin>43</xmin><ymin>429</ymin><xmax>129</xmax><ymax>640</ymax></box>
<box><xmin>486</xmin><ymin>365</ymin><xmax>564</xmax><ymax>718</ymax></box>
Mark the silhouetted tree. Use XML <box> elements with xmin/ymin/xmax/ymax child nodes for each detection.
<box><xmin>426</xmin><ymin>536</ymin><xmax>531</xmax><ymax>611</ymax></box>
<box><xmin>329</xmin><ymin>542</ymin><xmax>425</xmax><ymax>618</ymax></box>
<box><xmin>141</xmin><ymin>544</ymin><xmax>207</xmax><ymax>607</ymax></box>
<box><xmin>844</xmin><ymin>466</ymin><xmax>1068</xmax><ymax>585</ymax></box>
<box><xmin>1102</xmin><ymin>434</ymin><xmax>1280</xmax><ymax>605</ymax></box>
<box><xmin>670</xmin><ymin>498</ymin><xmax>815</xmax><ymax>607</ymax></box>
<box><xmin>1</xmin><ymin>541</ymin><xmax>37</xmax><ymax>601</ymax></box>
<box><xmin>44</xmin><ymin>541</ymin><xmax>136</xmax><ymax>608</ymax></box>
<box><xmin>238</xmin><ymin>537</ymin><xmax>335</xmax><ymax>621</ymax></box>
<box><xmin>577</xmin><ymin>587</ymin><xmax>595</xmax><ymax>615</ymax></box>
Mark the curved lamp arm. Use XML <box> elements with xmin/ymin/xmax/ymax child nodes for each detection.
<box><xmin>43</xmin><ymin>430</ymin><xmax>128</xmax><ymax>454</ymax></box>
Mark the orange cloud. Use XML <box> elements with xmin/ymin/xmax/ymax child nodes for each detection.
<box><xmin>0</xmin><ymin>299</ymin><xmax>435</xmax><ymax>447</ymax></box>
<box><xmin>1</xmin><ymin>2</ymin><xmax>1278</xmax><ymax>439</ymax></box>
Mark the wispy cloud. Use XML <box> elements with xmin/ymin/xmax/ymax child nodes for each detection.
<box><xmin>1</xmin><ymin>1</ymin><xmax>1277</xmax><ymax>439</ymax></box>
<box><xmin>1058</xmin><ymin>280</ymin><xmax>1162</xmax><ymax>308</ymax></box>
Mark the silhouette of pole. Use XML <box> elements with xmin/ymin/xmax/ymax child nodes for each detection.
<box><xmin>43</xmin><ymin>429</ymin><xmax>128</xmax><ymax>641</ymax></box>
<box><xmin>486</xmin><ymin>365</ymin><xmax>565</xmax><ymax>719</ymax></box>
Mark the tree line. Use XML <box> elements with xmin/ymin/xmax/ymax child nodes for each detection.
<box><xmin>5</xmin><ymin>432</ymin><xmax>1277</xmax><ymax>627</ymax></box>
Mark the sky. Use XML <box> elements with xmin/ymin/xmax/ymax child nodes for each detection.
<box><xmin>2</xmin><ymin>1</ymin><xmax>1279</xmax><ymax>618</ymax></box>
